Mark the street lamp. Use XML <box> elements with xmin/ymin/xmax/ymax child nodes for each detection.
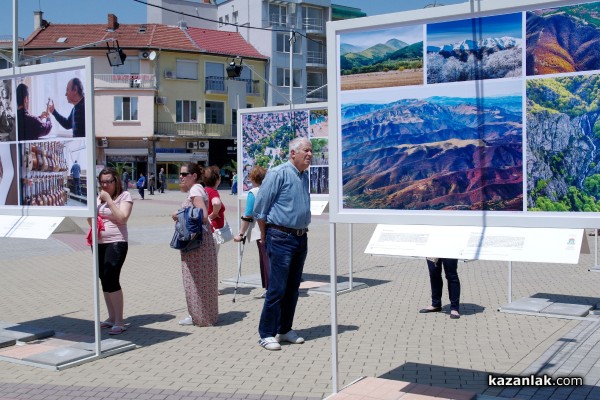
<box><xmin>106</xmin><ymin>40</ymin><xmax>127</xmax><ymax>67</ymax></box>
<box><xmin>226</xmin><ymin>58</ymin><xmax>243</xmax><ymax>78</ymax></box>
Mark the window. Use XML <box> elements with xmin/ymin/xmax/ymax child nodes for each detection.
<box><xmin>205</xmin><ymin>101</ymin><xmax>224</xmax><ymax>124</ymax></box>
<box><xmin>114</xmin><ymin>96</ymin><xmax>138</xmax><ymax>121</ymax></box>
<box><xmin>176</xmin><ymin>100</ymin><xmax>197</xmax><ymax>123</ymax></box>
<box><xmin>303</xmin><ymin>6</ymin><xmax>324</xmax><ymax>31</ymax></box>
<box><xmin>276</xmin><ymin>33</ymin><xmax>301</xmax><ymax>54</ymax></box>
<box><xmin>219</xmin><ymin>17</ymin><xmax>223</xmax><ymax>27</ymax></box>
<box><xmin>232</xmin><ymin>11</ymin><xmax>238</xmax><ymax>24</ymax></box>
<box><xmin>225</xmin><ymin>15</ymin><xmax>229</xmax><ymax>24</ymax></box>
<box><xmin>176</xmin><ymin>59</ymin><xmax>198</xmax><ymax>80</ymax></box>
<box><xmin>205</xmin><ymin>62</ymin><xmax>225</xmax><ymax>91</ymax></box>
<box><xmin>269</xmin><ymin>4</ymin><xmax>287</xmax><ymax>27</ymax></box>
<box><xmin>112</xmin><ymin>58</ymin><xmax>140</xmax><ymax>74</ymax></box>
<box><xmin>276</xmin><ymin>68</ymin><xmax>302</xmax><ymax>88</ymax></box>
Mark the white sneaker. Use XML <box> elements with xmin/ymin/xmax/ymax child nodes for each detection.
<box><xmin>258</xmin><ymin>337</ymin><xmax>281</xmax><ymax>351</ymax></box>
<box><xmin>179</xmin><ymin>316</ymin><xmax>193</xmax><ymax>326</ymax></box>
<box><xmin>276</xmin><ymin>330</ymin><xmax>304</xmax><ymax>344</ymax></box>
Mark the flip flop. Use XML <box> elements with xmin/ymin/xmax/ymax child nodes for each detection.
<box><xmin>108</xmin><ymin>325</ymin><xmax>127</xmax><ymax>335</ymax></box>
<box><xmin>100</xmin><ymin>321</ymin><xmax>114</xmax><ymax>329</ymax></box>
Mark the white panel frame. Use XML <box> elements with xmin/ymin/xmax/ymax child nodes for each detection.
<box><xmin>327</xmin><ymin>0</ymin><xmax>600</xmax><ymax>229</ymax></box>
<box><xmin>0</xmin><ymin>58</ymin><xmax>96</xmax><ymax>218</ymax></box>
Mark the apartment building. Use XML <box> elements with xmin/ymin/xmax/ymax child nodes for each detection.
<box><xmin>147</xmin><ymin>0</ymin><xmax>365</xmax><ymax>106</ymax></box>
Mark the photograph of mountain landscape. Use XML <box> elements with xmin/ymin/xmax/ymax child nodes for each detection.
<box><xmin>526</xmin><ymin>74</ymin><xmax>600</xmax><ymax>212</ymax></box>
<box><xmin>340</xmin><ymin>79</ymin><xmax>523</xmax><ymax>211</ymax></box>
<box><xmin>340</xmin><ymin>25</ymin><xmax>423</xmax><ymax>90</ymax></box>
<box><xmin>526</xmin><ymin>2</ymin><xmax>600</xmax><ymax>76</ymax></box>
<box><xmin>241</xmin><ymin>110</ymin><xmax>309</xmax><ymax>191</ymax></box>
<box><xmin>427</xmin><ymin>13</ymin><xmax>522</xmax><ymax>84</ymax></box>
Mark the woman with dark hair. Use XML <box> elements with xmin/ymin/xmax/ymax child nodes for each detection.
<box><xmin>203</xmin><ymin>165</ymin><xmax>225</xmax><ymax>254</ymax></box>
<box><xmin>172</xmin><ymin>163</ymin><xmax>218</xmax><ymax>326</ymax></box>
<box><xmin>92</xmin><ymin>167</ymin><xmax>133</xmax><ymax>334</ymax></box>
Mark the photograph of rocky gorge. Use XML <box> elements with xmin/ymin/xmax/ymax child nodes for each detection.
<box><xmin>526</xmin><ymin>2</ymin><xmax>600</xmax><ymax>76</ymax></box>
<box><xmin>427</xmin><ymin>13</ymin><xmax>522</xmax><ymax>84</ymax></box>
<box><xmin>526</xmin><ymin>74</ymin><xmax>600</xmax><ymax>212</ymax></box>
<box><xmin>340</xmin><ymin>80</ymin><xmax>523</xmax><ymax>211</ymax></box>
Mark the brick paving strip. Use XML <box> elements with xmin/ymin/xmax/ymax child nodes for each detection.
<box><xmin>0</xmin><ymin>383</ymin><xmax>322</xmax><ymax>400</ymax></box>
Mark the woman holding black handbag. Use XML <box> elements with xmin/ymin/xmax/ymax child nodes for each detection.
<box><xmin>172</xmin><ymin>163</ymin><xmax>218</xmax><ymax>327</ymax></box>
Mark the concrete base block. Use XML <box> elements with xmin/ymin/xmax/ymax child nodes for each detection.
<box><xmin>0</xmin><ymin>335</ymin><xmax>16</xmax><ymax>348</ymax></box>
<box><xmin>540</xmin><ymin>303</ymin><xmax>592</xmax><ymax>317</ymax></box>
<box><xmin>500</xmin><ymin>297</ymin><xmax>551</xmax><ymax>313</ymax></box>
<box><xmin>23</xmin><ymin>347</ymin><xmax>92</xmax><ymax>367</ymax></box>
<box><xmin>0</xmin><ymin>322</ymin><xmax>55</xmax><ymax>342</ymax></box>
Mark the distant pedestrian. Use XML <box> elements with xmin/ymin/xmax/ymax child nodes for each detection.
<box><xmin>149</xmin><ymin>173</ymin><xmax>155</xmax><ymax>195</ymax></box>
<box><xmin>122</xmin><ymin>170</ymin><xmax>129</xmax><ymax>192</ymax></box>
<box><xmin>159</xmin><ymin>168</ymin><xmax>166</xmax><ymax>193</ymax></box>
<box><xmin>231</xmin><ymin>172</ymin><xmax>237</xmax><ymax>195</ymax></box>
<box><xmin>137</xmin><ymin>173</ymin><xmax>145</xmax><ymax>200</ymax></box>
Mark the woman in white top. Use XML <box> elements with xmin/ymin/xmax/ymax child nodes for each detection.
<box><xmin>93</xmin><ymin>167</ymin><xmax>133</xmax><ymax>335</ymax></box>
<box><xmin>172</xmin><ymin>163</ymin><xmax>218</xmax><ymax>327</ymax></box>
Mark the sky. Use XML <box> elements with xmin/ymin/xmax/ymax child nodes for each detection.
<box><xmin>0</xmin><ymin>0</ymin><xmax>465</xmax><ymax>39</ymax></box>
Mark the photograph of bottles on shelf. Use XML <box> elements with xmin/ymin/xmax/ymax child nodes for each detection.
<box><xmin>21</xmin><ymin>141</ymin><xmax>75</xmax><ymax>206</ymax></box>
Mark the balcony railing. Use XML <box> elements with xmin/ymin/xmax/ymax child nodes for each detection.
<box><xmin>155</xmin><ymin>122</ymin><xmax>234</xmax><ymax>139</ymax></box>
<box><xmin>306</xmin><ymin>85</ymin><xmax>327</xmax><ymax>101</ymax></box>
<box><xmin>303</xmin><ymin>17</ymin><xmax>325</xmax><ymax>32</ymax></box>
<box><xmin>205</xmin><ymin>76</ymin><xmax>260</xmax><ymax>95</ymax></box>
<box><xmin>94</xmin><ymin>74</ymin><xmax>156</xmax><ymax>89</ymax></box>
<box><xmin>306</xmin><ymin>51</ymin><xmax>326</xmax><ymax>66</ymax></box>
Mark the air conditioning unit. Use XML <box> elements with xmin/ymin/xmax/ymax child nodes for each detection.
<box><xmin>140</xmin><ymin>51</ymin><xmax>150</xmax><ymax>59</ymax></box>
<box><xmin>155</xmin><ymin>96</ymin><xmax>167</xmax><ymax>105</ymax></box>
<box><xmin>198</xmin><ymin>140</ymin><xmax>209</xmax><ymax>150</ymax></box>
<box><xmin>164</xmin><ymin>70</ymin><xmax>174</xmax><ymax>79</ymax></box>
<box><xmin>186</xmin><ymin>142</ymin><xmax>198</xmax><ymax>150</ymax></box>
<box><xmin>97</xmin><ymin>138</ymin><xmax>108</xmax><ymax>148</ymax></box>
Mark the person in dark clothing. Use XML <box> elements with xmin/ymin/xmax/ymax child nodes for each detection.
<box><xmin>419</xmin><ymin>258</ymin><xmax>461</xmax><ymax>319</ymax></box>
<box><xmin>48</xmin><ymin>77</ymin><xmax>85</xmax><ymax>137</ymax></box>
<box><xmin>70</xmin><ymin>160</ymin><xmax>82</xmax><ymax>196</ymax></box>
<box><xmin>16</xmin><ymin>83</ymin><xmax>52</xmax><ymax>141</ymax></box>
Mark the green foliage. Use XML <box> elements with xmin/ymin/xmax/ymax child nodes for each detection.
<box><xmin>584</xmin><ymin>174</ymin><xmax>600</xmax><ymax>197</ymax></box>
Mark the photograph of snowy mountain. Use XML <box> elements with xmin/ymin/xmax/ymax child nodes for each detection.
<box><xmin>340</xmin><ymin>80</ymin><xmax>523</xmax><ymax>211</ymax></box>
<box><xmin>427</xmin><ymin>13</ymin><xmax>522</xmax><ymax>84</ymax></box>
<box><xmin>340</xmin><ymin>25</ymin><xmax>423</xmax><ymax>90</ymax></box>
<box><xmin>526</xmin><ymin>3</ymin><xmax>600</xmax><ymax>76</ymax></box>
<box><xmin>241</xmin><ymin>110</ymin><xmax>309</xmax><ymax>190</ymax></box>
<box><xmin>526</xmin><ymin>75</ymin><xmax>600</xmax><ymax>212</ymax></box>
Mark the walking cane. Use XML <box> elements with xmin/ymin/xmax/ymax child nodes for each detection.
<box><xmin>232</xmin><ymin>234</ymin><xmax>247</xmax><ymax>303</ymax></box>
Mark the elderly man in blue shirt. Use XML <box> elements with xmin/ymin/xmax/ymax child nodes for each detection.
<box><xmin>254</xmin><ymin>137</ymin><xmax>312</xmax><ymax>351</ymax></box>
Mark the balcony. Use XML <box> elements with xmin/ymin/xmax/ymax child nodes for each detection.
<box><xmin>205</xmin><ymin>76</ymin><xmax>261</xmax><ymax>95</ymax></box>
<box><xmin>306</xmin><ymin>51</ymin><xmax>326</xmax><ymax>67</ymax></box>
<box><xmin>155</xmin><ymin>122</ymin><xmax>234</xmax><ymax>139</ymax></box>
<box><xmin>94</xmin><ymin>74</ymin><xmax>156</xmax><ymax>89</ymax></box>
<box><xmin>306</xmin><ymin>85</ymin><xmax>327</xmax><ymax>102</ymax></box>
<box><xmin>303</xmin><ymin>17</ymin><xmax>325</xmax><ymax>35</ymax></box>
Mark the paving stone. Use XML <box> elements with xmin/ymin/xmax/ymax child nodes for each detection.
<box><xmin>22</xmin><ymin>347</ymin><xmax>93</xmax><ymax>367</ymax></box>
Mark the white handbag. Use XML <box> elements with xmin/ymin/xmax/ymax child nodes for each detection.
<box><xmin>213</xmin><ymin>220</ymin><xmax>234</xmax><ymax>245</ymax></box>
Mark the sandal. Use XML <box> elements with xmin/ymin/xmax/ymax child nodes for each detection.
<box><xmin>108</xmin><ymin>325</ymin><xmax>127</xmax><ymax>335</ymax></box>
<box><xmin>100</xmin><ymin>320</ymin><xmax>114</xmax><ymax>329</ymax></box>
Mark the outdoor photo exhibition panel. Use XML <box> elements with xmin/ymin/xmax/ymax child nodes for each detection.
<box><xmin>0</xmin><ymin>58</ymin><xmax>95</xmax><ymax>218</ymax></box>
<box><xmin>327</xmin><ymin>0</ymin><xmax>600</xmax><ymax>229</ymax></box>
<box><xmin>0</xmin><ymin>58</ymin><xmax>118</xmax><ymax>368</ymax></box>
<box><xmin>238</xmin><ymin>103</ymin><xmax>329</xmax><ymax>198</ymax></box>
